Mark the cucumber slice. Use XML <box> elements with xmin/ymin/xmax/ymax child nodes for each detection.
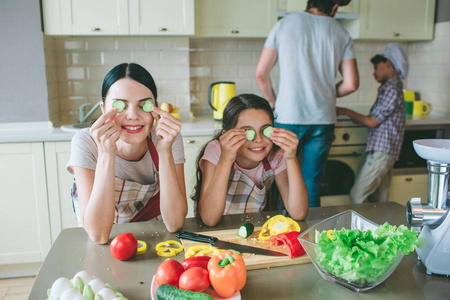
<box><xmin>263</xmin><ymin>126</ymin><xmax>274</xmax><ymax>138</ymax></box>
<box><xmin>112</xmin><ymin>100</ymin><xmax>125</xmax><ymax>113</ymax></box>
<box><xmin>142</xmin><ymin>100</ymin><xmax>155</xmax><ymax>113</ymax></box>
<box><xmin>238</xmin><ymin>222</ymin><xmax>255</xmax><ymax>238</ymax></box>
<box><xmin>245</xmin><ymin>129</ymin><xmax>256</xmax><ymax>141</ymax></box>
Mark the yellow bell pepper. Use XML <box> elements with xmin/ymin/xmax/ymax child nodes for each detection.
<box><xmin>185</xmin><ymin>245</ymin><xmax>221</xmax><ymax>259</ymax></box>
<box><xmin>258</xmin><ymin>215</ymin><xmax>301</xmax><ymax>241</ymax></box>
<box><xmin>155</xmin><ymin>240</ymin><xmax>183</xmax><ymax>257</ymax></box>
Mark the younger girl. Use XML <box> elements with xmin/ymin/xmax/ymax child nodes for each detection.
<box><xmin>193</xmin><ymin>94</ymin><xmax>308</xmax><ymax>227</ymax></box>
<box><xmin>67</xmin><ymin>63</ymin><xmax>187</xmax><ymax>244</ymax></box>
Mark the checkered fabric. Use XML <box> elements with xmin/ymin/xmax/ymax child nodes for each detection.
<box><xmin>224</xmin><ymin>159</ymin><xmax>275</xmax><ymax>214</ymax></box>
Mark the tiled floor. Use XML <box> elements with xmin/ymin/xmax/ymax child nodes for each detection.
<box><xmin>0</xmin><ymin>277</ymin><xmax>34</xmax><ymax>300</ymax></box>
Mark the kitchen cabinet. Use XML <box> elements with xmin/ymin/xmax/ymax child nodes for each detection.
<box><xmin>44</xmin><ymin>142</ymin><xmax>78</xmax><ymax>243</ymax></box>
<box><xmin>341</xmin><ymin>0</ymin><xmax>435</xmax><ymax>40</ymax></box>
<box><xmin>0</xmin><ymin>143</ymin><xmax>51</xmax><ymax>268</ymax></box>
<box><xmin>129</xmin><ymin>0</ymin><xmax>194</xmax><ymax>35</ymax></box>
<box><xmin>42</xmin><ymin>0</ymin><xmax>129</xmax><ymax>35</ymax></box>
<box><xmin>183</xmin><ymin>135</ymin><xmax>212</xmax><ymax>217</ymax></box>
<box><xmin>194</xmin><ymin>0</ymin><xmax>278</xmax><ymax>37</ymax></box>
<box><xmin>42</xmin><ymin>0</ymin><xmax>194</xmax><ymax>36</ymax></box>
<box><xmin>388</xmin><ymin>173</ymin><xmax>428</xmax><ymax>206</ymax></box>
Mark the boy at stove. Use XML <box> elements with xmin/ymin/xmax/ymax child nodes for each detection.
<box><xmin>336</xmin><ymin>43</ymin><xmax>408</xmax><ymax>203</ymax></box>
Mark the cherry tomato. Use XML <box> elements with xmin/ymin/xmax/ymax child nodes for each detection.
<box><xmin>110</xmin><ymin>233</ymin><xmax>138</xmax><ymax>261</ymax></box>
<box><xmin>179</xmin><ymin>267</ymin><xmax>210</xmax><ymax>292</ymax></box>
<box><xmin>155</xmin><ymin>259</ymin><xmax>185</xmax><ymax>287</ymax></box>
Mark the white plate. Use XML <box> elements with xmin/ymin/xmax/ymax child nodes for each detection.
<box><xmin>413</xmin><ymin>139</ymin><xmax>450</xmax><ymax>164</ymax></box>
<box><xmin>151</xmin><ymin>275</ymin><xmax>240</xmax><ymax>300</ymax></box>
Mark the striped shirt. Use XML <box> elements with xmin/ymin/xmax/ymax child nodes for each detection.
<box><xmin>366</xmin><ymin>76</ymin><xmax>406</xmax><ymax>160</ymax></box>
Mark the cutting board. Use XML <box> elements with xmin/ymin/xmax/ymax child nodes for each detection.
<box><xmin>179</xmin><ymin>227</ymin><xmax>310</xmax><ymax>270</ymax></box>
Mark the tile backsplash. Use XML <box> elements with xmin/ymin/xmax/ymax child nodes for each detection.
<box><xmin>46</xmin><ymin>22</ymin><xmax>450</xmax><ymax>126</ymax></box>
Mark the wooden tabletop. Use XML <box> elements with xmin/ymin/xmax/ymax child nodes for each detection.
<box><xmin>29</xmin><ymin>202</ymin><xmax>450</xmax><ymax>299</ymax></box>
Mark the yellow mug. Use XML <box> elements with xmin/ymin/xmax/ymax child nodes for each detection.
<box><xmin>403</xmin><ymin>90</ymin><xmax>416</xmax><ymax>101</ymax></box>
<box><xmin>413</xmin><ymin>101</ymin><xmax>430</xmax><ymax>115</ymax></box>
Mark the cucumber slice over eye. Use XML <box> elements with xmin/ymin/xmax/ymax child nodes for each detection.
<box><xmin>142</xmin><ymin>100</ymin><xmax>155</xmax><ymax>113</ymax></box>
<box><xmin>263</xmin><ymin>126</ymin><xmax>274</xmax><ymax>138</ymax></box>
<box><xmin>246</xmin><ymin>129</ymin><xmax>256</xmax><ymax>141</ymax></box>
<box><xmin>238</xmin><ymin>222</ymin><xmax>255</xmax><ymax>238</ymax></box>
<box><xmin>112</xmin><ymin>100</ymin><xmax>125</xmax><ymax>113</ymax></box>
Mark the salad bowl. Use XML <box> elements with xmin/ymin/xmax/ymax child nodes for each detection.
<box><xmin>298</xmin><ymin>210</ymin><xmax>405</xmax><ymax>293</ymax></box>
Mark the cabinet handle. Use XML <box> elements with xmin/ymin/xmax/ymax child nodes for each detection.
<box><xmin>158</xmin><ymin>27</ymin><xmax>168</xmax><ymax>32</ymax></box>
<box><xmin>393</xmin><ymin>32</ymin><xmax>400</xmax><ymax>37</ymax></box>
<box><xmin>405</xmin><ymin>177</ymin><xmax>413</xmax><ymax>182</ymax></box>
<box><xmin>231</xmin><ymin>30</ymin><xmax>239</xmax><ymax>34</ymax></box>
<box><xmin>91</xmin><ymin>27</ymin><xmax>101</xmax><ymax>32</ymax></box>
<box><xmin>186</xmin><ymin>140</ymin><xmax>196</xmax><ymax>144</ymax></box>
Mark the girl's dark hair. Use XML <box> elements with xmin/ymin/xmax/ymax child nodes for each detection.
<box><xmin>101</xmin><ymin>63</ymin><xmax>158</xmax><ymax>101</ymax></box>
<box><xmin>191</xmin><ymin>94</ymin><xmax>277</xmax><ymax>208</ymax></box>
<box><xmin>306</xmin><ymin>0</ymin><xmax>351</xmax><ymax>15</ymax></box>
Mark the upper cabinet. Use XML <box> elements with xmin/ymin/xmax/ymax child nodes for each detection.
<box><xmin>42</xmin><ymin>0</ymin><xmax>194</xmax><ymax>36</ymax></box>
<box><xmin>285</xmin><ymin>0</ymin><xmax>436</xmax><ymax>41</ymax></box>
<box><xmin>42</xmin><ymin>0</ymin><xmax>129</xmax><ymax>35</ymax></box>
<box><xmin>129</xmin><ymin>0</ymin><xmax>194</xmax><ymax>35</ymax></box>
<box><xmin>353</xmin><ymin>0</ymin><xmax>436</xmax><ymax>40</ymax></box>
<box><xmin>194</xmin><ymin>0</ymin><xmax>278</xmax><ymax>38</ymax></box>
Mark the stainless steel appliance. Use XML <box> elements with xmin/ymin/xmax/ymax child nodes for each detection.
<box><xmin>406</xmin><ymin>139</ymin><xmax>450</xmax><ymax>276</ymax></box>
<box><xmin>320</xmin><ymin>126</ymin><xmax>367</xmax><ymax>206</ymax></box>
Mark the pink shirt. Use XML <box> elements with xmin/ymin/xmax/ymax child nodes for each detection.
<box><xmin>200</xmin><ymin>140</ymin><xmax>287</xmax><ymax>187</ymax></box>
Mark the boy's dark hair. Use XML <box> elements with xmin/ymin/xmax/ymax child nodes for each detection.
<box><xmin>102</xmin><ymin>63</ymin><xmax>158</xmax><ymax>102</ymax></box>
<box><xmin>191</xmin><ymin>94</ymin><xmax>277</xmax><ymax>209</ymax></box>
<box><xmin>370</xmin><ymin>54</ymin><xmax>388</xmax><ymax>66</ymax></box>
<box><xmin>306</xmin><ymin>0</ymin><xmax>351</xmax><ymax>15</ymax></box>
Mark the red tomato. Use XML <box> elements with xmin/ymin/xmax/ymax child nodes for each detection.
<box><xmin>179</xmin><ymin>267</ymin><xmax>210</xmax><ymax>292</ymax></box>
<box><xmin>155</xmin><ymin>260</ymin><xmax>185</xmax><ymax>287</ymax></box>
<box><xmin>110</xmin><ymin>233</ymin><xmax>138</xmax><ymax>261</ymax></box>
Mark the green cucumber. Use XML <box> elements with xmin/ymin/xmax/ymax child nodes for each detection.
<box><xmin>112</xmin><ymin>100</ymin><xmax>126</xmax><ymax>113</ymax></box>
<box><xmin>245</xmin><ymin>129</ymin><xmax>256</xmax><ymax>141</ymax></box>
<box><xmin>142</xmin><ymin>100</ymin><xmax>155</xmax><ymax>112</ymax></box>
<box><xmin>262</xmin><ymin>126</ymin><xmax>274</xmax><ymax>139</ymax></box>
<box><xmin>156</xmin><ymin>284</ymin><xmax>213</xmax><ymax>300</ymax></box>
<box><xmin>238</xmin><ymin>222</ymin><xmax>254</xmax><ymax>238</ymax></box>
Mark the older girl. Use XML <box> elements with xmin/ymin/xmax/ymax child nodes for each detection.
<box><xmin>67</xmin><ymin>63</ymin><xmax>187</xmax><ymax>244</ymax></box>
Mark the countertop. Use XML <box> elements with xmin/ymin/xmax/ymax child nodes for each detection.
<box><xmin>1</xmin><ymin>111</ymin><xmax>449</xmax><ymax>143</ymax></box>
<box><xmin>28</xmin><ymin>202</ymin><xmax>450</xmax><ymax>300</ymax></box>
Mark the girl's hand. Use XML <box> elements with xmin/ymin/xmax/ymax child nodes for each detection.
<box><xmin>90</xmin><ymin>108</ymin><xmax>120</xmax><ymax>155</ymax></box>
<box><xmin>270</xmin><ymin>128</ymin><xmax>298</xmax><ymax>160</ymax></box>
<box><xmin>219</xmin><ymin>129</ymin><xmax>247</xmax><ymax>162</ymax></box>
<box><xmin>152</xmin><ymin>107</ymin><xmax>182</xmax><ymax>152</ymax></box>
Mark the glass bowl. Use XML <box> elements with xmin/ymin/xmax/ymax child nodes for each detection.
<box><xmin>298</xmin><ymin>210</ymin><xmax>404</xmax><ymax>293</ymax></box>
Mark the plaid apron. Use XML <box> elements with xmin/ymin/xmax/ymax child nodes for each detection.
<box><xmin>224</xmin><ymin>159</ymin><xmax>274</xmax><ymax>214</ymax></box>
<box><xmin>72</xmin><ymin>137</ymin><xmax>160</xmax><ymax>226</ymax></box>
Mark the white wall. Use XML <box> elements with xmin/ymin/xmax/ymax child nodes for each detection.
<box><xmin>0</xmin><ymin>0</ymin><xmax>49</xmax><ymax>123</ymax></box>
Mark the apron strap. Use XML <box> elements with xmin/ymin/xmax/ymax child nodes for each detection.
<box><xmin>131</xmin><ymin>135</ymin><xmax>161</xmax><ymax>222</ymax></box>
<box><xmin>262</xmin><ymin>158</ymin><xmax>271</xmax><ymax>171</ymax></box>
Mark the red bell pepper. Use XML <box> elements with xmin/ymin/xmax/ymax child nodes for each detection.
<box><xmin>207</xmin><ymin>250</ymin><xmax>246</xmax><ymax>298</ymax></box>
<box><xmin>181</xmin><ymin>256</ymin><xmax>211</xmax><ymax>271</ymax></box>
<box><xmin>269</xmin><ymin>231</ymin><xmax>305</xmax><ymax>259</ymax></box>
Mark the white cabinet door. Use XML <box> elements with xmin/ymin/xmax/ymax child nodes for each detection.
<box><xmin>44</xmin><ymin>142</ymin><xmax>78</xmax><ymax>243</ymax></box>
<box><xmin>388</xmin><ymin>173</ymin><xmax>428</xmax><ymax>206</ymax></box>
<box><xmin>195</xmin><ymin>0</ymin><xmax>278</xmax><ymax>37</ymax></box>
<box><xmin>0</xmin><ymin>143</ymin><xmax>51</xmax><ymax>265</ymax></box>
<box><xmin>129</xmin><ymin>0</ymin><xmax>194</xmax><ymax>35</ymax></box>
<box><xmin>352</xmin><ymin>0</ymin><xmax>435</xmax><ymax>40</ymax></box>
<box><xmin>42</xmin><ymin>0</ymin><xmax>129</xmax><ymax>35</ymax></box>
<box><xmin>183</xmin><ymin>135</ymin><xmax>212</xmax><ymax>217</ymax></box>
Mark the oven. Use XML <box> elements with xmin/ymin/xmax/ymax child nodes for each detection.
<box><xmin>320</xmin><ymin>127</ymin><xmax>368</xmax><ymax>206</ymax></box>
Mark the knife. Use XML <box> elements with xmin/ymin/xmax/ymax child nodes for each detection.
<box><xmin>176</xmin><ymin>230</ymin><xmax>287</xmax><ymax>256</ymax></box>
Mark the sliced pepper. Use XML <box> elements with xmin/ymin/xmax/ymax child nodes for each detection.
<box><xmin>326</xmin><ymin>229</ymin><xmax>334</xmax><ymax>241</ymax></box>
<box><xmin>185</xmin><ymin>245</ymin><xmax>221</xmax><ymax>259</ymax></box>
<box><xmin>181</xmin><ymin>256</ymin><xmax>211</xmax><ymax>271</ymax></box>
<box><xmin>259</xmin><ymin>215</ymin><xmax>300</xmax><ymax>241</ymax></box>
<box><xmin>269</xmin><ymin>231</ymin><xmax>305</xmax><ymax>259</ymax></box>
<box><xmin>155</xmin><ymin>240</ymin><xmax>183</xmax><ymax>257</ymax></box>
<box><xmin>207</xmin><ymin>250</ymin><xmax>246</xmax><ymax>298</ymax></box>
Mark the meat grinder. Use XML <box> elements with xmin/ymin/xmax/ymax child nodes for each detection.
<box><xmin>406</xmin><ymin>139</ymin><xmax>450</xmax><ymax>276</ymax></box>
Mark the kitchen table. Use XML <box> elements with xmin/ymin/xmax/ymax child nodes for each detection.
<box><xmin>29</xmin><ymin>202</ymin><xmax>449</xmax><ymax>300</ymax></box>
